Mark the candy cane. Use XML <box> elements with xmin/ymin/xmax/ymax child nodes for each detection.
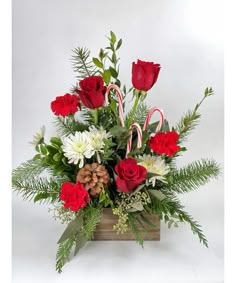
<box><xmin>143</xmin><ymin>107</ymin><xmax>164</xmax><ymax>132</ymax></box>
<box><xmin>126</xmin><ymin>122</ymin><xmax>143</xmax><ymax>157</ymax></box>
<box><xmin>105</xmin><ymin>84</ymin><xmax>125</xmax><ymax>127</ymax></box>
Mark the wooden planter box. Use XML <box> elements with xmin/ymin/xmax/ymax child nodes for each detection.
<box><xmin>93</xmin><ymin>208</ymin><xmax>160</xmax><ymax>240</ymax></box>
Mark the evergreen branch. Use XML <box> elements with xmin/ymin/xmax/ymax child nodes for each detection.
<box><xmin>175</xmin><ymin>87</ymin><xmax>214</xmax><ymax>142</ymax></box>
<box><xmin>54</xmin><ymin>116</ymin><xmax>88</xmax><ymax>137</ymax></box>
<box><xmin>177</xmin><ymin>209</ymin><xmax>208</xmax><ymax>247</ymax></box>
<box><xmin>165</xmin><ymin>159</ymin><xmax>221</xmax><ymax>194</ymax></box>
<box><xmin>128</xmin><ymin>213</ymin><xmax>144</xmax><ymax>247</ymax></box>
<box><xmin>71</xmin><ymin>47</ymin><xmax>97</xmax><ymax>79</ymax></box>
<box><xmin>82</xmin><ymin>207</ymin><xmax>102</xmax><ymax>240</ymax></box>
<box><xmin>175</xmin><ymin>110</ymin><xmax>201</xmax><ymax>142</ymax></box>
<box><xmin>56</xmin><ymin>235</ymin><xmax>76</xmax><ymax>273</ymax></box>
<box><xmin>149</xmin><ymin>196</ymin><xmax>208</xmax><ymax>247</ymax></box>
<box><xmin>12</xmin><ymin>159</ymin><xmax>45</xmax><ymax>181</ymax></box>
<box><xmin>12</xmin><ymin>176</ymin><xmax>67</xmax><ymax>202</ymax></box>
<box><xmin>125</xmin><ymin>102</ymin><xmax>150</xmax><ymax>128</ymax></box>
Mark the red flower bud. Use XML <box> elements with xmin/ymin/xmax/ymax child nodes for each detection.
<box><xmin>132</xmin><ymin>59</ymin><xmax>161</xmax><ymax>92</ymax></box>
<box><xmin>76</xmin><ymin>76</ymin><xmax>107</xmax><ymax>109</ymax></box>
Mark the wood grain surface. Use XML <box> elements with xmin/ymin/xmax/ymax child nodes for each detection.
<box><xmin>93</xmin><ymin>208</ymin><xmax>160</xmax><ymax>241</ymax></box>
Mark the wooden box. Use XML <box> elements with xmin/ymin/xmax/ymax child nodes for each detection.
<box><xmin>93</xmin><ymin>208</ymin><xmax>160</xmax><ymax>240</ymax></box>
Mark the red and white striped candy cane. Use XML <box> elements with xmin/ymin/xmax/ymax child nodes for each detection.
<box><xmin>126</xmin><ymin>122</ymin><xmax>143</xmax><ymax>157</ymax></box>
<box><xmin>143</xmin><ymin>107</ymin><xmax>164</xmax><ymax>132</ymax></box>
<box><xmin>104</xmin><ymin>84</ymin><xmax>125</xmax><ymax>127</ymax></box>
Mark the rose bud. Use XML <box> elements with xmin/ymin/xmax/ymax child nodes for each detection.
<box><xmin>132</xmin><ymin>59</ymin><xmax>161</xmax><ymax>92</ymax></box>
<box><xmin>76</xmin><ymin>76</ymin><xmax>107</xmax><ymax>109</ymax></box>
<box><xmin>115</xmin><ymin>158</ymin><xmax>147</xmax><ymax>193</ymax></box>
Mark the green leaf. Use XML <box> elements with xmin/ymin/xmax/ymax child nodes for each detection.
<box><xmin>34</xmin><ymin>192</ymin><xmax>51</xmax><ymax>202</ymax></box>
<box><xmin>160</xmin><ymin>119</ymin><xmax>170</xmax><ymax>132</ymax></box>
<box><xmin>39</xmin><ymin>144</ymin><xmax>48</xmax><ymax>155</ymax></box>
<box><xmin>116</xmin><ymin>39</ymin><xmax>122</xmax><ymax>50</ymax></box>
<box><xmin>110</xmin><ymin>31</ymin><xmax>116</xmax><ymax>44</ymax></box>
<box><xmin>109</xmin><ymin>66</ymin><xmax>118</xmax><ymax>78</ymax></box>
<box><xmin>33</xmin><ymin>154</ymin><xmax>41</xmax><ymax>160</ymax></box>
<box><xmin>74</xmin><ymin>232</ymin><xmax>87</xmax><ymax>256</ymax></box>
<box><xmin>46</xmin><ymin>145</ymin><xmax>58</xmax><ymax>154</ymax></box>
<box><xmin>92</xmin><ymin>57</ymin><xmax>103</xmax><ymax>68</ymax></box>
<box><xmin>130</xmin><ymin>202</ymin><xmax>144</xmax><ymax>211</ymax></box>
<box><xmin>57</xmin><ymin>217</ymin><xmax>82</xmax><ymax>244</ymax></box>
<box><xmin>50</xmin><ymin>137</ymin><xmax>62</xmax><ymax>147</ymax></box>
<box><xmin>109</xmin><ymin>125</ymin><xmax>128</xmax><ymax>137</ymax></box>
<box><xmin>103</xmin><ymin>69</ymin><xmax>111</xmax><ymax>85</ymax></box>
<box><xmin>53</xmin><ymin>153</ymin><xmax>62</xmax><ymax>162</ymax></box>
<box><xmin>148</xmin><ymin>189</ymin><xmax>166</xmax><ymax>201</ymax></box>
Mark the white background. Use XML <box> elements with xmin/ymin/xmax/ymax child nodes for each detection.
<box><xmin>12</xmin><ymin>0</ymin><xmax>224</xmax><ymax>282</ymax></box>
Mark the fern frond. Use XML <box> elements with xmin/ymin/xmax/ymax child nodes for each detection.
<box><xmin>56</xmin><ymin>235</ymin><xmax>76</xmax><ymax>273</ymax></box>
<box><xmin>165</xmin><ymin>159</ymin><xmax>221</xmax><ymax>194</ymax></box>
<box><xmin>71</xmin><ymin>47</ymin><xmax>98</xmax><ymax>79</ymax></box>
<box><xmin>53</xmin><ymin>116</ymin><xmax>88</xmax><ymax>137</ymax></box>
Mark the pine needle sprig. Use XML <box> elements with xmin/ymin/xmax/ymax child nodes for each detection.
<box><xmin>125</xmin><ymin>102</ymin><xmax>150</xmax><ymax>128</ymax></box>
<box><xmin>54</xmin><ymin>116</ymin><xmax>88</xmax><ymax>137</ymax></box>
<box><xmin>175</xmin><ymin>87</ymin><xmax>214</xmax><ymax>142</ymax></box>
<box><xmin>56</xmin><ymin>235</ymin><xmax>76</xmax><ymax>273</ymax></box>
<box><xmin>12</xmin><ymin>176</ymin><xmax>68</xmax><ymax>202</ymax></box>
<box><xmin>150</xmin><ymin>196</ymin><xmax>208</xmax><ymax>247</ymax></box>
<box><xmin>165</xmin><ymin>159</ymin><xmax>221</xmax><ymax>194</ymax></box>
<box><xmin>12</xmin><ymin>159</ymin><xmax>45</xmax><ymax>181</ymax></box>
<box><xmin>71</xmin><ymin>47</ymin><xmax>98</xmax><ymax>79</ymax></box>
<box><xmin>82</xmin><ymin>207</ymin><xmax>102</xmax><ymax>240</ymax></box>
<box><xmin>128</xmin><ymin>213</ymin><xmax>144</xmax><ymax>247</ymax></box>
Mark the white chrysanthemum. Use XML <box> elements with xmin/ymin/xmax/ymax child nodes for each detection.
<box><xmin>30</xmin><ymin>126</ymin><xmax>46</xmax><ymax>146</ymax></box>
<box><xmin>62</xmin><ymin>132</ymin><xmax>94</xmax><ymax>168</ymax></box>
<box><xmin>138</xmin><ymin>154</ymin><xmax>170</xmax><ymax>186</ymax></box>
<box><xmin>88</xmin><ymin>126</ymin><xmax>111</xmax><ymax>152</ymax></box>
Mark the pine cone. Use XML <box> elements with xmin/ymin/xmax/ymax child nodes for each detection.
<box><xmin>76</xmin><ymin>163</ymin><xmax>110</xmax><ymax>197</ymax></box>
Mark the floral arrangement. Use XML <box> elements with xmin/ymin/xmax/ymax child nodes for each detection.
<box><xmin>12</xmin><ymin>32</ymin><xmax>220</xmax><ymax>273</ymax></box>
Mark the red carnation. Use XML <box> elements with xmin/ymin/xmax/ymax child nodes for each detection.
<box><xmin>51</xmin><ymin>93</ymin><xmax>80</xmax><ymax>117</ymax></box>
<box><xmin>60</xmin><ymin>182</ymin><xmax>90</xmax><ymax>212</ymax></box>
<box><xmin>115</xmin><ymin>158</ymin><xmax>147</xmax><ymax>193</ymax></box>
<box><xmin>132</xmin><ymin>59</ymin><xmax>161</xmax><ymax>92</ymax></box>
<box><xmin>76</xmin><ymin>76</ymin><xmax>106</xmax><ymax>109</ymax></box>
<box><xmin>149</xmin><ymin>131</ymin><xmax>180</xmax><ymax>157</ymax></box>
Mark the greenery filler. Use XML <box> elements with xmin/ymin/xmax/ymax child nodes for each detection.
<box><xmin>12</xmin><ymin>31</ymin><xmax>221</xmax><ymax>272</ymax></box>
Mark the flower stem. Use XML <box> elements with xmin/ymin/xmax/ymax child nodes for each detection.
<box><xmin>127</xmin><ymin>95</ymin><xmax>140</xmax><ymax>126</ymax></box>
<box><xmin>91</xmin><ymin>109</ymin><xmax>99</xmax><ymax>125</ymax></box>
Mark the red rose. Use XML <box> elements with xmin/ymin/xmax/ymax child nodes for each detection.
<box><xmin>149</xmin><ymin>131</ymin><xmax>180</xmax><ymax>157</ymax></box>
<box><xmin>76</xmin><ymin>76</ymin><xmax>107</xmax><ymax>109</ymax></box>
<box><xmin>60</xmin><ymin>182</ymin><xmax>90</xmax><ymax>211</ymax></box>
<box><xmin>132</xmin><ymin>59</ymin><xmax>161</xmax><ymax>91</ymax></box>
<box><xmin>115</xmin><ymin>158</ymin><xmax>147</xmax><ymax>193</ymax></box>
<box><xmin>51</xmin><ymin>93</ymin><xmax>80</xmax><ymax>117</ymax></box>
